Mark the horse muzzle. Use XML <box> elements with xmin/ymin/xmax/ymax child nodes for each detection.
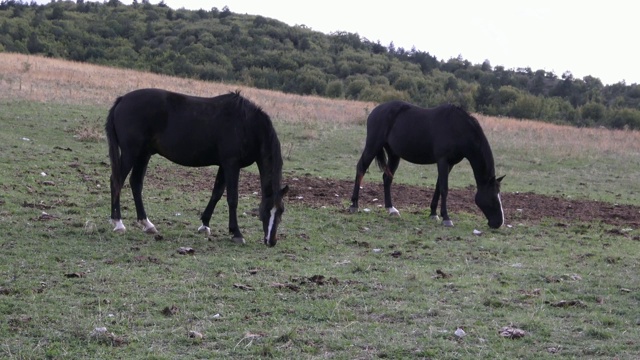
<box><xmin>264</xmin><ymin>236</ymin><xmax>277</xmax><ymax>247</ymax></box>
<box><xmin>488</xmin><ymin>219</ymin><xmax>503</xmax><ymax>229</ymax></box>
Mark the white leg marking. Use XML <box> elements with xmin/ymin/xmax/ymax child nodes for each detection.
<box><xmin>265</xmin><ymin>207</ymin><xmax>277</xmax><ymax>243</ymax></box>
<box><xmin>112</xmin><ymin>219</ymin><xmax>126</xmax><ymax>233</ymax></box>
<box><xmin>387</xmin><ymin>206</ymin><xmax>400</xmax><ymax>216</ymax></box>
<box><xmin>139</xmin><ymin>218</ymin><xmax>158</xmax><ymax>234</ymax></box>
<box><xmin>443</xmin><ymin>219</ymin><xmax>454</xmax><ymax>227</ymax></box>
<box><xmin>198</xmin><ymin>225</ymin><xmax>211</xmax><ymax>236</ymax></box>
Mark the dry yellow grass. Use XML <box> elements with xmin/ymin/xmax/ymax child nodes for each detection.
<box><xmin>0</xmin><ymin>53</ymin><xmax>373</xmax><ymax>124</ymax></box>
<box><xmin>478</xmin><ymin>114</ymin><xmax>640</xmax><ymax>158</ymax></box>
<box><xmin>2</xmin><ymin>52</ymin><xmax>639</xmax><ymax>158</ymax></box>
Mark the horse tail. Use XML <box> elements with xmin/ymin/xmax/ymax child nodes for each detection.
<box><xmin>374</xmin><ymin>148</ymin><xmax>388</xmax><ymax>173</ymax></box>
<box><xmin>105</xmin><ymin>97</ymin><xmax>123</xmax><ymax>193</ymax></box>
<box><xmin>372</xmin><ymin>101</ymin><xmax>411</xmax><ymax>174</ymax></box>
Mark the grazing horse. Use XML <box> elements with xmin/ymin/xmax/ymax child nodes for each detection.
<box><xmin>105</xmin><ymin>88</ymin><xmax>288</xmax><ymax>246</ymax></box>
<box><xmin>349</xmin><ymin>101</ymin><xmax>504</xmax><ymax>228</ymax></box>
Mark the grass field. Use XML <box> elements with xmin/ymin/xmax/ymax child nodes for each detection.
<box><xmin>1</xmin><ymin>54</ymin><xmax>639</xmax><ymax>359</ymax></box>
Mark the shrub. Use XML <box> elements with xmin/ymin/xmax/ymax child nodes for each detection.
<box><xmin>345</xmin><ymin>78</ymin><xmax>369</xmax><ymax>100</ymax></box>
<box><xmin>325</xmin><ymin>80</ymin><xmax>344</xmax><ymax>99</ymax></box>
<box><xmin>580</xmin><ymin>102</ymin><xmax>606</xmax><ymax>122</ymax></box>
<box><xmin>608</xmin><ymin>108</ymin><xmax>640</xmax><ymax>130</ymax></box>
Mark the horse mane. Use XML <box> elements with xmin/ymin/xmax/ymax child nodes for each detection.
<box><xmin>227</xmin><ymin>90</ymin><xmax>266</xmax><ymax>119</ymax></box>
<box><xmin>265</xmin><ymin>125</ymin><xmax>284</xmax><ymax>197</ymax></box>
<box><xmin>228</xmin><ymin>91</ymin><xmax>284</xmax><ymax>200</ymax></box>
<box><xmin>448</xmin><ymin>105</ymin><xmax>497</xmax><ymax>180</ymax></box>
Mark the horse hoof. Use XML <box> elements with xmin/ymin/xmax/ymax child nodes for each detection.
<box><xmin>138</xmin><ymin>219</ymin><xmax>158</xmax><ymax>234</ymax></box>
<box><xmin>144</xmin><ymin>226</ymin><xmax>158</xmax><ymax>234</ymax></box>
<box><xmin>232</xmin><ymin>237</ymin><xmax>246</xmax><ymax>245</ymax></box>
<box><xmin>442</xmin><ymin>220</ymin><xmax>454</xmax><ymax>227</ymax></box>
<box><xmin>429</xmin><ymin>215</ymin><xmax>440</xmax><ymax>221</ymax></box>
<box><xmin>348</xmin><ymin>206</ymin><xmax>358</xmax><ymax>214</ymax></box>
<box><xmin>198</xmin><ymin>225</ymin><xmax>211</xmax><ymax>236</ymax></box>
<box><xmin>387</xmin><ymin>207</ymin><xmax>400</xmax><ymax>216</ymax></box>
<box><xmin>111</xmin><ymin>219</ymin><xmax>126</xmax><ymax>233</ymax></box>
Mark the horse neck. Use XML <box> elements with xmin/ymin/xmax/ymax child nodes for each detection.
<box><xmin>465</xmin><ymin>137</ymin><xmax>496</xmax><ymax>187</ymax></box>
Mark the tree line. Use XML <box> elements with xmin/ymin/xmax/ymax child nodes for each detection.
<box><xmin>2</xmin><ymin>0</ymin><xmax>640</xmax><ymax>129</ymax></box>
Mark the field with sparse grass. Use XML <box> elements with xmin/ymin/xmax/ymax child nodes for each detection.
<box><xmin>1</xmin><ymin>53</ymin><xmax>639</xmax><ymax>359</ymax></box>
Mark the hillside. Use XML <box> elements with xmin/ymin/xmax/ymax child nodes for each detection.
<box><xmin>0</xmin><ymin>52</ymin><xmax>376</xmax><ymax>125</ymax></box>
<box><xmin>1</xmin><ymin>1</ymin><xmax>640</xmax><ymax>129</ymax></box>
<box><xmin>3</xmin><ymin>52</ymin><xmax>638</xmax><ymax>163</ymax></box>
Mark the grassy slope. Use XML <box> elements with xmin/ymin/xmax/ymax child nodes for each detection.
<box><xmin>2</xmin><ymin>52</ymin><xmax>639</xmax><ymax>204</ymax></box>
<box><xmin>1</xmin><ymin>54</ymin><xmax>639</xmax><ymax>359</ymax></box>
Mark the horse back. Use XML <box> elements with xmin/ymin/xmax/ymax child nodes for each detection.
<box><xmin>382</xmin><ymin>103</ymin><xmax>480</xmax><ymax>164</ymax></box>
<box><xmin>109</xmin><ymin>89</ymin><xmax>263</xmax><ymax>167</ymax></box>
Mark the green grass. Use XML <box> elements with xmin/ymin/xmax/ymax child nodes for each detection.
<box><xmin>1</xmin><ymin>101</ymin><xmax>639</xmax><ymax>359</ymax></box>
<box><xmin>275</xmin><ymin>118</ymin><xmax>640</xmax><ymax>206</ymax></box>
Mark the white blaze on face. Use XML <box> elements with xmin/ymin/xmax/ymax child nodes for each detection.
<box><xmin>265</xmin><ymin>206</ymin><xmax>277</xmax><ymax>242</ymax></box>
<box><xmin>497</xmin><ymin>194</ymin><xmax>504</xmax><ymax>226</ymax></box>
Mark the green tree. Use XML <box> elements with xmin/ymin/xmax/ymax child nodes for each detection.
<box><xmin>494</xmin><ymin>86</ymin><xmax>520</xmax><ymax>106</ymax></box>
<box><xmin>580</xmin><ymin>102</ymin><xmax>606</xmax><ymax>124</ymax></box>
<box><xmin>294</xmin><ymin>66</ymin><xmax>326</xmax><ymax>95</ymax></box>
<box><xmin>475</xmin><ymin>83</ymin><xmax>494</xmax><ymax>111</ymax></box>
<box><xmin>49</xmin><ymin>5</ymin><xmax>65</xmax><ymax>20</ymax></box>
<box><xmin>393</xmin><ymin>75</ymin><xmax>416</xmax><ymax>93</ymax></box>
<box><xmin>325</xmin><ymin>80</ymin><xmax>344</xmax><ymax>99</ymax></box>
<box><xmin>509</xmin><ymin>94</ymin><xmax>542</xmax><ymax>119</ymax></box>
<box><xmin>26</xmin><ymin>32</ymin><xmax>44</xmax><ymax>53</ymax></box>
<box><xmin>345</xmin><ymin>78</ymin><xmax>369</xmax><ymax>99</ymax></box>
<box><xmin>608</xmin><ymin>108</ymin><xmax>640</xmax><ymax>129</ymax></box>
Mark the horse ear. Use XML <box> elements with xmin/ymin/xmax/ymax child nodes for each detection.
<box><xmin>496</xmin><ymin>175</ymin><xmax>505</xmax><ymax>183</ymax></box>
<box><xmin>280</xmin><ymin>185</ymin><xmax>289</xmax><ymax>196</ymax></box>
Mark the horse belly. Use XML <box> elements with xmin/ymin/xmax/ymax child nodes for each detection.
<box><xmin>387</xmin><ymin>133</ymin><xmax>436</xmax><ymax>165</ymax></box>
<box><xmin>154</xmin><ymin>131</ymin><xmax>222</xmax><ymax>167</ymax></box>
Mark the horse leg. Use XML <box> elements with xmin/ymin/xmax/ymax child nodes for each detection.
<box><xmin>383</xmin><ymin>153</ymin><xmax>401</xmax><ymax>216</ymax></box>
<box><xmin>429</xmin><ymin>178</ymin><xmax>441</xmax><ymax>221</ymax></box>
<box><xmin>223</xmin><ymin>166</ymin><xmax>245</xmax><ymax>244</ymax></box>
<box><xmin>110</xmin><ymin>155</ymin><xmax>135</xmax><ymax>233</ymax></box>
<box><xmin>198</xmin><ymin>167</ymin><xmax>226</xmax><ymax>236</ymax></box>
<box><xmin>129</xmin><ymin>153</ymin><xmax>157</xmax><ymax>234</ymax></box>
<box><xmin>436</xmin><ymin>161</ymin><xmax>454</xmax><ymax>227</ymax></box>
<box><xmin>349</xmin><ymin>149</ymin><xmax>377</xmax><ymax>213</ymax></box>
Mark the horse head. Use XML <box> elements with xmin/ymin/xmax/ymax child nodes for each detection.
<box><xmin>475</xmin><ymin>175</ymin><xmax>505</xmax><ymax>229</ymax></box>
<box><xmin>261</xmin><ymin>185</ymin><xmax>289</xmax><ymax>247</ymax></box>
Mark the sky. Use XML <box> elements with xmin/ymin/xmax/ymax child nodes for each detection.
<box><xmin>38</xmin><ymin>0</ymin><xmax>640</xmax><ymax>85</ymax></box>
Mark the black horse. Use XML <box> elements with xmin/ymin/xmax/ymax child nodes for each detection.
<box><xmin>349</xmin><ymin>101</ymin><xmax>504</xmax><ymax>228</ymax></box>
<box><xmin>105</xmin><ymin>88</ymin><xmax>288</xmax><ymax>246</ymax></box>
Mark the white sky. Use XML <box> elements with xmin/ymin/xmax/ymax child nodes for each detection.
<box><xmin>39</xmin><ymin>0</ymin><xmax>640</xmax><ymax>85</ymax></box>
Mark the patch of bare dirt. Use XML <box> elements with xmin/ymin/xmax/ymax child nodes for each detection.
<box><xmin>148</xmin><ymin>168</ymin><xmax>640</xmax><ymax>228</ymax></box>
<box><xmin>280</xmin><ymin>174</ymin><xmax>639</xmax><ymax>228</ymax></box>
